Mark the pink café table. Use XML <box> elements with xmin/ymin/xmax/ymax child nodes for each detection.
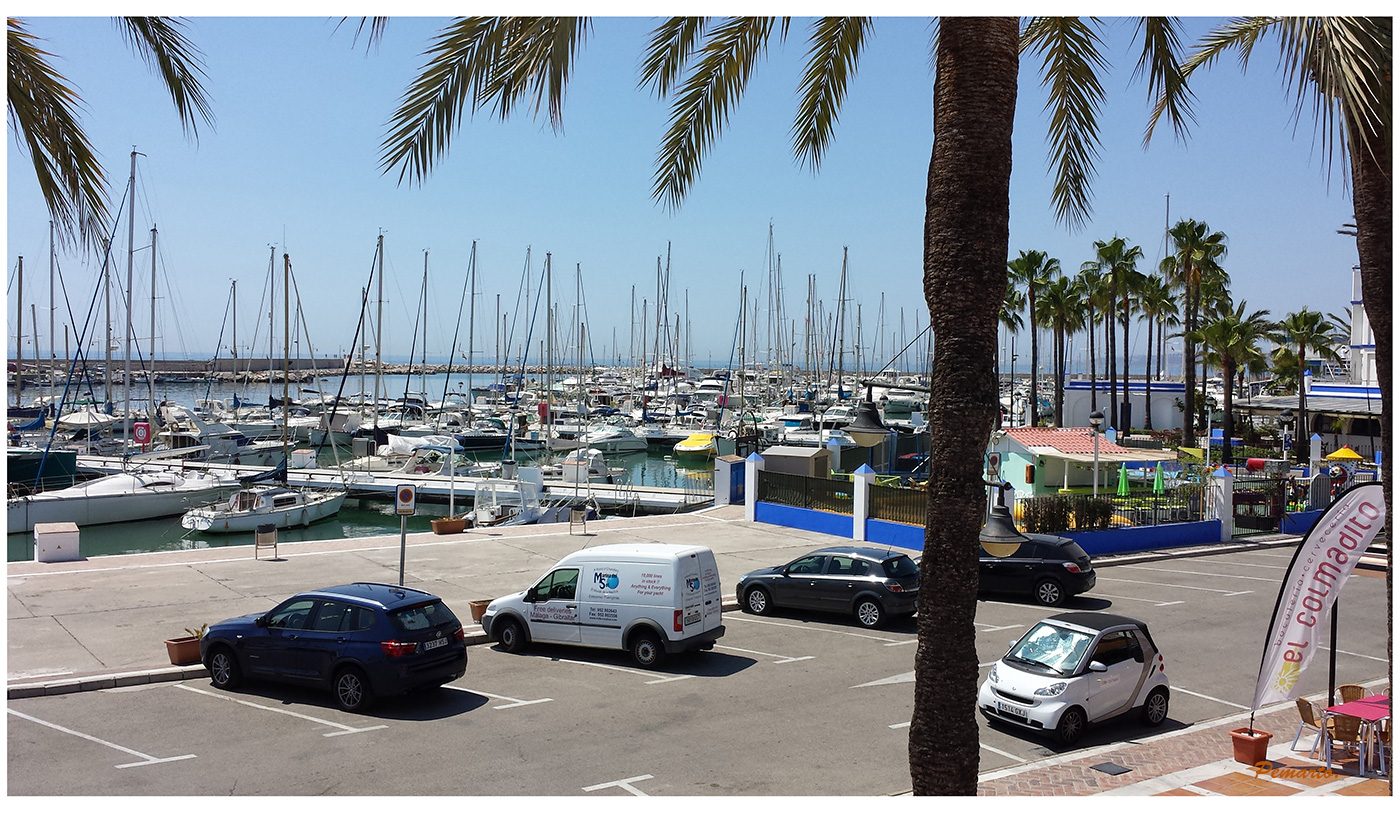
<box><xmin>1324</xmin><ymin>694</ymin><xmax>1390</xmax><ymax>775</ymax></box>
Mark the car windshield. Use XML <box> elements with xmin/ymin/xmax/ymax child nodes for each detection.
<box><xmin>881</xmin><ymin>555</ymin><xmax>918</xmax><ymax>578</ymax></box>
<box><xmin>1006</xmin><ymin>622</ymin><xmax>1094</xmax><ymax>675</ymax></box>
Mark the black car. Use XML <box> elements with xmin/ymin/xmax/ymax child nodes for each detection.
<box><xmin>200</xmin><ymin>582</ymin><xmax>467</xmax><ymax>712</ymax></box>
<box><xmin>736</xmin><ymin>546</ymin><xmax>920</xmax><ymax>628</ymax></box>
<box><xmin>978</xmin><ymin>486</ymin><xmax>1095</xmax><ymax>606</ymax></box>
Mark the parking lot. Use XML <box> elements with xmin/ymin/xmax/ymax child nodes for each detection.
<box><xmin>6</xmin><ymin>547</ymin><xmax>1389</xmax><ymax>795</ymax></box>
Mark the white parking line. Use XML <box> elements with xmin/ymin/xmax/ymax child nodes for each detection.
<box><xmin>980</xmin><ymin>624</ymin><xmax>1024</xmax><ymax>633</ymax></box>
<box><xmin>583</xmin><ymin>774</ymin><xmax>655</xmax><ymax>796</ymax></box>
<box><xmin>1123</xmin><ymin>565</ymin><xmax>1283</xmax><ymax>583</ymax></box>
<box><xmin>714</xmin><ymin>645</ymin><xmax>814</xmax><ymax>664</ymax></box>
<box><xmin>1321</xmin><ymin>646</ymin><xmax>1388</xmax><ymax>663</ymax></box>
<box><xmin>1172</xmin><ymin>686</ymin><xmax>1250</xmax><ymax>710</ymax></box>
<box><xmin>441</xmin><ymin>685</ymin><xmax>553</xmax><ymax>709</ymax></box>
<box><xmin>1091</xmin><ymin>591</ymin><xmax>1185</xmax><ymax>607</ymax></box>
<box><xmin>724</xmin><ymin>614</ymin><xmax>903</xmax><ymax>644</ymax></box>
<box><xmin>527</xmin><ymin>654</ymin><xmax>695</xmax><ymax>684</ymax></box>
<box><xmin>8</xmin><ymin>708</ymin><xmax>197</xmax><ymax>769</ymax></box>
<box><xmin>980</xmin><ymin>743</ymin><xmax>1028</xmax><ymax>763</ymax></box>
<box><xmin>176</xmin><ymin>684</ymin><xmax>388</xmax><ymax>736</ymax></box>
<box><xmin>1096</xmin><ymin>576</ymin><xmax>1251</xmax><ymax>595</ymax></box>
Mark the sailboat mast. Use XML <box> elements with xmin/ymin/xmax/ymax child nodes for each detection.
<box><xmin>283</xmin><ymin>253</ymin><xmax>291</xmax><ymax>458</ymax></box>
<box><xmin>467</xmin><ymin>242</ymin><xmax>477</xmax><ymax>418</ymax></box>
<box><xmin>147</xmin><ymin>224</ymin><xmax>158</xmax><ymax>411</ymax></box>
<box><xmin>545</xmin><ymin>253</ymin><xmax>553</xmax><ymax>438</ymax></box>
<box><xmin>420</xmin><ymin>249</ymin><xmax>428</xmax><ymax>398</ymax></box>
<box><xmin>231</xmin><ymin>280</ymin><xmax>237</xmax><ymax>393</ymax></box>
<box><xmin>374</xmin><ymin>232</ymin><xmax>384</xmax><ymax>428</ymax></box>
<box><xmin>14</xmin><ymin>255</ymin><xmax>22</xmax><ymax>406</ymax></box>
<box><xmin>49</xmin><ymin>222</ymin><xmax>56</xmax><ymax>403</ymax></box>
<box><xmin>123</xmin><ymin>148</ymin><xmax>138</xmax><ymax>449</ymax></box>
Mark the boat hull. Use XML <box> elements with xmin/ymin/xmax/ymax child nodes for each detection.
<box><xmin>8</xmin><ymin>474</ymin><xmax>233</xmax><ymax>534</ymax></box>
<box><xmin>181</xmin><ymin>491</ymin><xmax>347</xmax><ymax>534</ymax></box>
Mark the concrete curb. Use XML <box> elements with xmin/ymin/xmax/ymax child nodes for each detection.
<box><xmin>7</xmin><ymin>596</ymin><xmax>748</xmax><ymax>700</ymax></box>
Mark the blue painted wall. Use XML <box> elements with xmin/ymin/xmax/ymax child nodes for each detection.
<box><xmin>755</xmin><ymin>502</ymin><xmax>853</xmax><ymax>539</ymax></box>
<box><xmin>1281</xmin><ymin>510</ymin><xmax>1324</xmax><ymax>535</ymax></box>
<box><xmin>866</xmin><ymin>519</ymin><xmax>924</xmax><ymax>552</ymax></box>
<box><xmin>1062</xmin><ymin>521</ymin><xmax>1222</xmax><ymax>557</ymax></box>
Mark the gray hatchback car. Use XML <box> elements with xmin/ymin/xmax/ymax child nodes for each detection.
<box><xmin>736</xmin><ymin>545</ymin><xmax>920</xmax><ymax>628</ymax></box>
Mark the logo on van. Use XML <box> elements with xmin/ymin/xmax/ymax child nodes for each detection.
<box><xmin>686</xmin><ymin>576</ymin><xmax>701</xmax><ymax>592</ymax></box>
<box><xmin>594</xmin><ymin>570</ymin><xmax>621</xmax><ymax>591</ymax></box>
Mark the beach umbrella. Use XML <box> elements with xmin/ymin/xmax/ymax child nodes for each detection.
<box><xmin>1116</xmin><ymin>464</ymin><xmax>1130</xmax><ymax>496</ymax></box>
<box><xmin>1152</xmin><ymin>465</ymin><xmax>1165</xmax><ymax>495</ymax></box>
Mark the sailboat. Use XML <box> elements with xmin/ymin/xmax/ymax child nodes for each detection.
<box><xmin>8</xmin><ymin>467</ymin><xmax>236</xmax><ymax>534</ymax></box>
<box><xmin>180</xmin><ymin>252</ymin><xmax>347</xmax><ymax>534</ymax></box>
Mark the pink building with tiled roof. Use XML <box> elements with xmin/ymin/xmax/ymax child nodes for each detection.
<box><xmin>992</xmin><ymin>427</ymin><xmax>1177</xmax><ymax>496</ymax></box>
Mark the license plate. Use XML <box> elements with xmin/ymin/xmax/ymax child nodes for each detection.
<box><xmin>423</xmin><ymin>637</ymin><xmax>448</xmax><ymax>651</ymax></box>
<box><xmin>996</xmin><ymin>701</ymin><xmax>1028</xmax><ymax>719</ymax></box>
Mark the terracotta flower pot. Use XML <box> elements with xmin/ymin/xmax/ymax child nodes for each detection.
<box><xmin>469</xmin><ymin>600</ymin><xmax>492</xmax><ymax>623</ymax></box>
<box><xmin>165</xmin><ymin>635</ymin><xmax>202</xmax><ymax>666</ymax></box>
<box><xmin>1230</xmin><ymin>727</ymin><xmax>1273</xmax><ymax>765</ymax></box>
<box><xmin>431</xmin><ymin>517</ymin><xmax>467</xmax><ymax>535</ymax></box>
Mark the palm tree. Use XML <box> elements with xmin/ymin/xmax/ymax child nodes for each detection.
<box><xmin>1159</xmin><ymin>219</ymin><xmax>1227</xmax><ymax>446</ymax></box>
<box><xmin>6</xmin><ymin>17</ymin><xmax>214</xmax><ymax>256</ymax></box>
<box><xmin>1007</xmin><ymin>250</ymin><xmax>1058</xmax><ymax>426</ymax></box>
<box><xmin>1198</xmin><ymin>301</ymin><xmax>1275</xmax><ymax>464</ymax></box>
<box><xmin>375</xmin><ymin>15</ymin><xmax>1193</xmax><ymax>795</ymax></box>
<box><xmin>1035</xmin><ymin>272</ymin><xmax>1083</xmax><ymax>426</ymax></box>
<box><xmin>1271</xmin><ymin>309</ymin><xmax>1342</xmax><ymax>464</ymax></box>
<box><xmin>1149</xmin><ymin>17</ymin><xmax>1389</xmax><ymax>675</ymax></box>
<box><xmin>1084</xmin><ymin>237</ymin><xmax>1144</xmax><ymax>429</ymax></box>
<box><xmin>1072</xmin><ymin>265</ymin><xmax>1104</xmax><ymax>412</ymax></box>
<box><xmin>998</xmin><ymin>281</ymin><xmax>1026</xmax><ymax>408</ymax></box>
<box><xmin>1135</xmin><ymin>274</ymin><xmax>1178</xmax><ymax>430</ymax></box>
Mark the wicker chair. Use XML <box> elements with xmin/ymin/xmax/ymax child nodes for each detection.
<box><xmin>1292</xmin><ymin>698</ymin><xmax>1332</xmax><ymax>756</ymax></box>
<box><xmin>1337</xmin><ymin>683</ymin><xmax>1366</xmax><ymax>704</ymax></box>
<box><xmin>1324</xmin><ymin>713</ymin><xmax>1368</xmax><ymax>771</ymax></box>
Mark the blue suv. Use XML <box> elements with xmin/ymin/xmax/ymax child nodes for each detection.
<box><xmin>200</xmin><ymin>583</ymin><xmax>467</xmax><ymax>712</ymax></box>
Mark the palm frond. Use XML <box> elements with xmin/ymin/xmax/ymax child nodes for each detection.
<box><xmin>7</xmin><ymin>18</ymin><xmax>110</xmax><ymax>255</ymax></box>
<box><xmin>639</xmin><ymin>17</ymin><xmax>708</xmax><ymax>98</ymax></box>
<box><xmin>335</xmin><ymin>16</ymin><xmax>391</xmax><ymax>51</ymax></box>
<box><xmin>114</xmin><ymin>17</ymin><xmax>214</xmax><ymax>138</ymax></box>
<box><xmin>1021</xmin><ymin>16</ymin><xmax>1109</xmax><ymax>231</ymax></box>
<box><xmin>791</xmin><ymin>17</ymin><xmax>870</xmax><ymax>172</ymax></box>
<box><xmin>1134</xmin><ymin>17</ymin><xmax>1195</xmax><ymax>146</ymax></box>
<box><xmin>653</xmin><ymin>17</ymin><xmax>776</xmax><ymax>210</ymax></box>
<box><xmin>380</xmin><ymin>17</ymin><xmax>589</xmax><ymax>186</ymax></box>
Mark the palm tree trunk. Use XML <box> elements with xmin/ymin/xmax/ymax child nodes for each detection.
<box><xmin>1028</xmin><ymin>293</ymin><xmax>1038</xmax><ymax>426</ymax></box>
<box><xmin>1088</xmin><ymin>302</ymin><xmax>1097</xmax><ymax>412</ymax></box>
<box><xmin>1108</xmin><ymin>279</ymin><xmax>1118</xmax><ymax>428</ymax></box>
<box><xmin>1144</xmin><ymin>311</ymin><xmax>1155</xmax><ymax>429</ymax></box>
<box><xmin>1346</xmin><ymin>72</ymin><xmax>1390</xmax><ymax>777</ymax></box>
<box><xmin>1121</xmin><ymin>288</ymin><xmax>1131</xmax><ymax>429</ymax></box>
<box><xmin>1183</xmin><ymin>281</ymin><xmax>1197</xmax><ymax>447</ymax></box>
<box><xmin>911</xmin><ymin>15</ymin><xmax>1017</xmax><ymax>796</ymax></box>
<box><xmin>1222</xmin><ymin>359</ymin><xmax>1235</xmax><ymax>464</ymax></box>
<box><xmin>1055</xmin><ymin>326</ymin><xmax>1067</xmax><ymax>424</ymax></box>
<box><xmin>1296</xmin><ymin>346</ymin><xmax>1307</xmax><ymax>465</ymax></box>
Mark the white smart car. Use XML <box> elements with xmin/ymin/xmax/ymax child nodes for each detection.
<box><xmin>978</xmin><ymin>612</ymin><xmax>1170</xmax><ymax>746</ymax></box>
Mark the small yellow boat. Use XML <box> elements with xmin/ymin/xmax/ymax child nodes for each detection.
<box><xmin>673</xmin><ymin>432</ymin><xmax>717</xmax><ymax>456</ymax></box>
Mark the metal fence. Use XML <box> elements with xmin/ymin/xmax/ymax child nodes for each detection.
<box><xmin>869</xmin><ymin>483</ymin><xmax>926</xmax><ymax>526</ymax></box>
<box><xmin>756</xmin><ymin>470</ymin><xmax>854</xmax><ymax>514</ymax></box>
<box><xmin>1013</xmin><ymin>484</ymin><xmax>1206</xmax><ymax>534</ymax></box>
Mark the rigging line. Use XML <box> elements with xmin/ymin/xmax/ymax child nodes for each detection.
<box><xmin>503</xmin><ymin>254</ymin><xmax>549</xmax><ymax>462</ymax></box>
<box><xmin>201</xmin><ymin>287</ymin><xmax>235</xmax><ymax>407</ymax></box>
<box><xmin>439</xmin><ymin>243</ymin><xmax>474</xmax><ymax>430</ymax></box>
<box><xmin>398</xmin><ymin>258</ymin><xmax>427</xmax><ymax>405</ymax></box>
<box><xmin>312</xmin><ymin>239</ymin><xmax>380</xmax><ymax>458</ymax></box>
<box><xmin>287</xmin><ymin>260</ymin><xmax>346</xmax><ymax>477</ymax></box>
<box><xmin>34</xmin><ymin>189</ymin><xmax>130</xmax><ymax>485</ymax></box>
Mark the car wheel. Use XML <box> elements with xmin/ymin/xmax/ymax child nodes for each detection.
<box><xmin>333</xmin><ymin>667</ymin><xmax>375</xmax><ymax>713</ymax></box>
<box><xmin>854</xmin><ymin>598</ymin><xmax>884</xmax><ymax>628</ymax></box>
<box><xmin>631</xmin><ymin>630</ymin><xmax>666</xmax><ymax>669</ymax></box>
<box><xmin>496</xmin><ymin>617</ymin><xmax>526</xmax><ymax>653</ymax></box>
<box><xmin>208</xmin><ymin>646</ymin><xmax>242</xmax><ymax>690</ymax></box>
<box><xmin>744</xmin><ymin>586</ymin><xmax>773</xmax><ymax>616</ymax></box>
<box><xmin>1033</xmin><ymin>578</ymin><xmax>1065</xmax><ymax>607</ymax></box>
<box><xmin>1141</xmin><ymin>687</ymin><xmax>1169</xmax><ymax>726</ymax></box>
<box><xmin>1054</xmin><ymin>706</ymin><xmax>1086</xmax><ymax>746</ymax></box>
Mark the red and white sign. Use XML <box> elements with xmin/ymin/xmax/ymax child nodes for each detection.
<box><xmin>1251</xmin><ymin>483</ymin><xmax>1385</xmax><ymax>710</ymax></box>
<box><xmin>133</xmin><ymin>421</ymin><xmax>150</xmax><ymax>445</ymax></box>
<box><xmin>395</xmin><ymin>484</ymin><xmax>417</xmax><ymax>516</ymax></box>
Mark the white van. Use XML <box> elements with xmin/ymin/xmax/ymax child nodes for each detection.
<box><xmin>480</xmin><ymin>543</ymin><xmax>725</xmax><ymax>668</ymax></box>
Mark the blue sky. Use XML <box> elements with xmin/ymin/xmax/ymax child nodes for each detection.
<box><xmin>5</xmin><ymin>12</ymin><xmax>1362</xmax><ymax>375</ymax></box>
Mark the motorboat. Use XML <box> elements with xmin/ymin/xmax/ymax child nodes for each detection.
<box><xmin>467</xmin><ymin>466</ymin><xmax>546</xmax><ymax>528</ymax></box>
<box><xmin>7</xmin><ymin>469</ymin><xmax>237</xmax><ymax>534</ymax></box>
<box><xmin>181</xmin><ymin>485</ymin><xmax>347</xmax><ymax>533</ymax></box>
<box><xmin>674</xmin><ymin>432</ymin><xmax>718</xmax><ymax>456</ymax></box>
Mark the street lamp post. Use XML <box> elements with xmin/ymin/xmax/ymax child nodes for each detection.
<box><xmin>1090</xmin><ymin>410</ymin><xmax>1104</xmax><ymax>497</ymax></box>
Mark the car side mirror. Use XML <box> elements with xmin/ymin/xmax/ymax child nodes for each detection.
<box><xmin>255</xmin><ymin>615</ymin><xmax>268</xmax><ymax>628</ymax></box>
<box><xmin>1088</xmin><ymin>660</ymin><xmax>1108</xmax><ymax>673</ymax></box>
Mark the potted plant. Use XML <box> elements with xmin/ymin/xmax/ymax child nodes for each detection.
<box><xmin>431</xmin><ymin>514</ymin><xmax>468</xmax><ymax>535</ymax></box>
<box><xmin>1230</xmin><ymin>726</ymin><xmax>1273</xmax><ymax>765</ymax></box>
<box><xmin>165</xmin><ymin>624</ymin><xmax>206</xmax><ymax>666</ymax></box>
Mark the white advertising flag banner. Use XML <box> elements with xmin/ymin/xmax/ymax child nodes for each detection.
<box><xmin>1251</xmin><ymin>482</ymin><xmax>1386</xmax><ymax>711</ymax></box>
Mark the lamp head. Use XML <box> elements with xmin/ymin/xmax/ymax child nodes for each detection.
<box><xmin>1089</xmin><ymin>410</ymin><xmax>1104</xmax><ymax>430</ymax></box>
<box><xmin>846</xmin><ymin>400</ymin><xmax>888</xmax><ymax>448</ymax></box>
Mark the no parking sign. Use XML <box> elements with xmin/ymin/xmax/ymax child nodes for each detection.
<box><xmin>986</xmin><ymin>452</ymin><xmax>1001</xmax><ymax>478</ymax></box>
<box><xmin>395</xmin><ymin>484</ymin><xmax>417</xmax><ymax>516</ymax></box>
